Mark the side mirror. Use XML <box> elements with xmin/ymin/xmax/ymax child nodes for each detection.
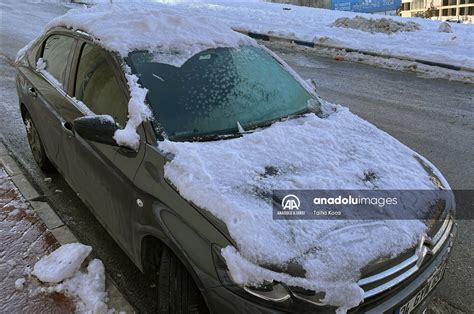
<box><xmin>73</xmin><ymin>115</ymin><xmax>118</xmax><ymax>146</ymax></box>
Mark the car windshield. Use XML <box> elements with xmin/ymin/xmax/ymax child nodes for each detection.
<box><xmin>127</xmin><ymin>45</ymin><xmax>317</xmax><ymax>141</ymax></box>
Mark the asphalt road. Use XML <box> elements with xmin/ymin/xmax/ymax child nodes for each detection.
<box><xmin>269</xmin><ymin>43</ymin><xmax>474</xmax><ymax>191</ymax></box>
<box><xmin>1</xmin><ymin>3</ymin><xmax>473</xmax><ymax>312</ymax></box>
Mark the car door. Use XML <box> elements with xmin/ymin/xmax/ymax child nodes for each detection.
<box><xmin>23</xmin><ymin>33</ymin><xmax>76</xmax><ymax>174</ymax></box>
<box><xmin>61</xmin><ymin>41</ymin><xmax>146</xmax><ymax>252</ymax></box>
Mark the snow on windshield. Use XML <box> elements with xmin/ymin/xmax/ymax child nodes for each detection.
<box><xmin>159</xmin><ymin>103</ymin><xmax>448</xmax><ymax>312</ymax></box>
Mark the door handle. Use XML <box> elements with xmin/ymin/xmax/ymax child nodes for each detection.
<box><xmin>62</xmin><ymin>121</ymin><xmax>74</xmax><ymax>136</ymax></box>
<box><xmin>117</xmin><ymin>146</ymin><xmax>138</xmax><ymax>158</ymax></box>
<box><xmin>28</xmin><ymin>87</ymin><xmax>37</xmax><ymax>98</ymax></box>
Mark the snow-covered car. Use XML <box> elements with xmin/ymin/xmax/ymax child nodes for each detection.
<box><xmin>15</xmin><ymin>4</ymin><xmax>456</xmax><ymax>314</ymax></box>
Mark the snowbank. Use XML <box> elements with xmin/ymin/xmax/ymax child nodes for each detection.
<box><xmin>331</xmin><ymin>15</ymin><xmax>420</xmax><ymax>34</ymax></box>
<box><xmin>31</xmin><ymin>243</ymin><xmax>108</xmax><ymax>313</ymax></box>
<box><xmin>159</xmin><ymin>103</ymin><xmax>444</xmax><ymax>311</ymax></box>
<box><xmin>151</xmin><ymin>0</ymin><xmax>474</xmax><ymax>69</ymax></box>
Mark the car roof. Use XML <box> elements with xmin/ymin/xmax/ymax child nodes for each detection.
<box><xmin>45</xmin><ymin>3</ymin><xmax>256</xmax><ymax>66</ymax></box>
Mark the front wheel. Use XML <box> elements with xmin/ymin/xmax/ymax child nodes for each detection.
<box><xmin>23</xmin><ymin>112</ymin><xmax>52</xmax><ymax>171</ymax></box>
<box><xmin>158</xmin><ymin>247</ymin><xmax>207</xmax><ymax>314</ymax></box>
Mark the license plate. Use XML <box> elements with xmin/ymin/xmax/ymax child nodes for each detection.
<box><xmin>397</xmin><ymin>261</ymin><xmax>447</xmax><ymax>314</ymax></box>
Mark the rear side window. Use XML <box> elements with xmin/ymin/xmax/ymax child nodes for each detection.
<box><xmin>42</xmin><ymin>35</ymin><xmax>75</xmax><ymax>85</ymax></box>
<box><xmin>75</xmin><ymin>44</ymin><xmax>128</xmax><ymax>126</ymax></box>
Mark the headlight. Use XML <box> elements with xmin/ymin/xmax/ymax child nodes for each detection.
<box><xmin>211</xmin><ymin>245</ymin><xmax>336</xmax><ymax>312</ymax></box>
<box><xmin>211</xmin><ymin>244</ymin><xmax>291</xmax><ymax>303</ymax></box>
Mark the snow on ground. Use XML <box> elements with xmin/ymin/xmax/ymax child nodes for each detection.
<box><xmin>159</xmin><ymin>102</ymin><xmax>446</xmax><ymax>311</ymax></box>
<box><xmin>146</xmin><ymin>0</ymin><xmax>474</xmax><ymax>69</ymax></box>
<box><xmin>32</xmin><ymin>243</ymin><xmax>92</xmax><ymax>283</ymax></box>
<box><xmin>14</xmin><ymin>278</ymin><xmax>26</xmax><ymax>291</ymax></box>
<box><xmin>30</xmin><ymin>243</ymin><xmax>109</xmax><ymax>313</ymax></box>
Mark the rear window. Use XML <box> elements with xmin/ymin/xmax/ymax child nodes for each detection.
<box><xmin>41</xmin><ymin>35</ymin><xmax>75</xmax><ymax>86</ymax></box>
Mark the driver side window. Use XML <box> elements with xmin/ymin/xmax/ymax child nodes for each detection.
<box><xmin>74</xmin><ymin>43</ymin><xmax>128</xmax><ymax>127</ymax></box>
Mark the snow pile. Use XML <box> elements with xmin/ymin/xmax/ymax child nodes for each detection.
<box><xmin>331</xmin><ymin>16</ymin><xmax>420</xmax><ymax>34</ymax></box>
<box><xmin>31</xmin><ymin>243</ymin><xmax>108</xmax><ymax>313</ymax></box>
<box><xmin>438</xmin><ymin>22</ymin><xmax>453</xmax><ymax>33</ymax></box>
<box><xmin>32</xmin><ymin>243</ymin><xmax>92</xmax><ymax>283</ymax></box>
<box><xmin>15</xmin><ymin>278</ymin><xmax>26</xmax><ymax>291</ymax></box>
<box><xmin>60</xmin><ymin>259</ymin><xmax>108</xmax><ymax>313</ymax></box>
<box><xmin>159</xmin><ymin>103</ymin><xmax>444</xmax><ymax>311</ymax></box>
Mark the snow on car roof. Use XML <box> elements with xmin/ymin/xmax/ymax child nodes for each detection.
<box><xmin>38</xmin><ymin>3</ymin><xmax>256</xmax><ymax>150</ymax></box>
<box><xmin>45</xmin><ymin>3</ymin><xmax>255</xmax><ymax>65</ymax></box>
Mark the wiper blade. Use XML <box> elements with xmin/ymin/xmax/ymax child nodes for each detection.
<box><xmin>243</xmin><ymin>110</ymin><xmax>311</xmax><ymax>132</ymax></box>
<box><xmin>236</xmin><ymin>121</ymin><xmax>245</xmax><ymax>133</ymax></box>
<box><xmin>187</xmin><ymin>132</ymin><xmax>243</xmax><ymax>142</ymax></box>
<box><xmin>173</xmin><ymin>110</ymin><xmax>312</xmax><ymax>142</ymax></box>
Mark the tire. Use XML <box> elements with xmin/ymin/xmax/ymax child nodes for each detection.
<box><xmin>158</xmin><ymin>247</ymin><xmax>206</xmax><ymax>314</ymax></box>
<box><xmin>23</xmin><ymin>111</ymin><xmax>52</xmax><ymax>171</ymax></box>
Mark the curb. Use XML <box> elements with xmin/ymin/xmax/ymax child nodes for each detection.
<box><xmin>0</xmin><ymin>141</ymin><xmax>135</xmax><ymax>313</ymax></box>
<box><xmin>234</xmin><ymin>28</ymin><xmax>474</xmax><ymax>73</ymax></box>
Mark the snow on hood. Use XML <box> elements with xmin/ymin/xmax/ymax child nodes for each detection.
<box><xmin>159</xmin><ymin>104</ymin><xmax>444</xmax><ymax>311</ymax></box>
<box><xmin>45</xmin><ymin>3</ymin><xmax>255</xmax><ymax>67</ymax></box>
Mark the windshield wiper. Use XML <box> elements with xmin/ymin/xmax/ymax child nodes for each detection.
<box><xmin>242</xmin><ymin>109</ymin><xmax>312</xmax><ymax>133</ymax></box>
<box><xmin>236</xmin><ymin>121</ymin><xmax>245</xmax><ymax>133</ymax></box>
<box><xmin>173</xmin><ymin>110</ymin><xmax>313</xmax><ymax>142</ymax></box>
<box><xmin>176</xmin><ymin>132</ymin><xmax>243</xmax><ymax>142</ymax></box>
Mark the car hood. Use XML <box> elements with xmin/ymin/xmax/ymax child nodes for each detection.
<box><xmin>158</xmin><ymin>104</ymin><xmax>450</xmax><ymax>310</ymax></box>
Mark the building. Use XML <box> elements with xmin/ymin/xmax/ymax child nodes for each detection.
<box><xmin>400</xmin><ymin>0</ymin><xmax>474</xmax><ymax>23</ymax></box>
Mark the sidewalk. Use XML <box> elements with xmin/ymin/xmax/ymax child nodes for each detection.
<box><xmin>0</xmin><ymin>165</ymin><xmax>76</xmax><ymax>313</ymax></box>
<box><xmin>0</xmin><ymin>141</ymin><xmax>134</xmax><ymax>313</ymax></box>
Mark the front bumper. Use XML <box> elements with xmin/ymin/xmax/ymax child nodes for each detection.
<box><xmin>358</xmin><ymin>220</ymin><xmax>456</xmax><ymax>313</ymax></box>
<box><xmin>204</xmin><ymin>220</ymin><xmax>457</xmax><ymax>314</ymax></box>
